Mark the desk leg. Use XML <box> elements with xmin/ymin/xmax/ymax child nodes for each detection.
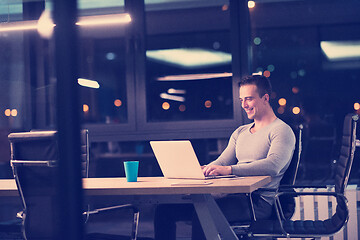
<box><xmin>191</xmin><ymin>194</ymin><xmax>238</xmax><ymax>240</ymax></box>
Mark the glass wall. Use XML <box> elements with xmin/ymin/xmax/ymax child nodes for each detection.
<box><xmin>0</xmin><ymin>32</ymin><xmax>26</xmax><ymax>130</ymax></box>
<box><xmin>0</xmin><ymin>0</ymin><xmax>359</xmax><ymax>180</ymax></box>
<box><xmin>0</xmin><ymin>3</ymin><xmax>27</xmax><ymax>175</ymax></box>
<box><xmin>248</xmin><ymin>1</ymin><xmax>360</xmax><ymax>181</ymax></box>
<box><xmin>78</xmin><ymin>13</ymin><xmax>130</xmax><ymax>125</ymax></box>
<box><xmin>146</xmin><ymin>31</ymin><xmax>233</xmax><ymax>122</ymax></box>
<box><xmin>249</xmin><ymin>1</ymin><xmax>360</xmax><ymax>130</ymax></box>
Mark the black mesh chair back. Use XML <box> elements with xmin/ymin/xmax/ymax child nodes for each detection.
<box><xmin>9</xmin><ymin>130</ymin><xmax>89</xmax><ymax>240</ymax></box>
<box><xmin>280</xmin><ymin>124</ymin><xmax>303</xmax><ymax>186</ymax></box>
<box><xmin>272</xmin><ymin>124</ymin><xmax>303</xmax><ymax>220</ymax></box>
<box><xmin>300</xmin><ymin>124</ymin><xmax>336</xmax><ymax>180</ymax></box>
<box><xmin>9</xmin><ymin>130</ymin><xmax>148</xmax><ymax>240</ymax></box>
<box><xmin>335</xmin><ymin>113</ymin><xmax>357</xmax><ymax>194</ymax></box>
<box><xmin>247</xmin><ymin>113</ymin><xmax>358</xmax><ymax>238</ymax></box>
<box><xmin>9</xmin><ymin>131</ymin><xmax>60</xmax><ymax>240</ymax></box>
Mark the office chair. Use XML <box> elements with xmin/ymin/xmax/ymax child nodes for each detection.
<box><xmin>244</xmin><ymin>113</ymin><xmax>358</xmax><ymax>239</ymax></box>
<box><xmin>8</xmin><ymin>130</ymin><xmax>146</xmax><ymax>240</ymax></box>
<box><xmin>272</xmin><ymin>123</ymin><xmax>303</xmax><ymax>220</ymax></box>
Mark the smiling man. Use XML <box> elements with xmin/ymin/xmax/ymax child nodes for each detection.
<box><xmin>155</xmin><ymin>75</ymin><xmax>296</xmax><ymax>240</ymax></box>
<box><xmin>202</xmin><ymin>75</ymin><xmax>294</xmax><ymax>178</ymax></box>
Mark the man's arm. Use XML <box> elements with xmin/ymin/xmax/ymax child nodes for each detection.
<box><xmin>201</xmin><ymin>128</ymin><xmax>240</xmax><ymax>176</ymax></box>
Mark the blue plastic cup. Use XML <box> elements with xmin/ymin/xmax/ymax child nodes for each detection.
<box><xmin>124</xmin><ymin>161</ymin><xmax>139</xmax><ymax>182</ymax></box>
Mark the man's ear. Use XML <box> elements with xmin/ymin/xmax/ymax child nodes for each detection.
<box><xmin>263</xmin><ymin>93</ymin><xmax>270</xmax><ymax>103</ymax></box>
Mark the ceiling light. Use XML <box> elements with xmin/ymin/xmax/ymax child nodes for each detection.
<box><xmin>0</xmin><ymin>20</ymin><xmax>37</xmax><ymax>32</ymax></box>
<box><xmin>321</xmin><ymin>41</ymin><xmax>360</xmax><ymax>61</ymax></box>
<box><xmin>0</xmin><ymin>12</ymin><xmax>131</xmax><ymax>33</ymax></box>
<box><xmin>76</xmin><ymin>13</ymin><xmax>131</xmax><ymax>26</ymax></box>
<box><xmin>37</xmin><ymin>10</ymin><xmax>55</xmax><ymax>38</ymax></box>
<box><xmin>167</xmin><ymin>88</ymin><xmax>186</xmax><ymax>94</ymax></box>
<box><xmin>160</xmin><ymin>93</ymin><xmax>185</xmax><ymax>102</ymax></box>
<box><xmin>78</xmin><ymin>78</ymin><xmax>100</xmax><ymax>89</ymax></box>
<box><xmin>147</xmin><ymin>48</ymin><xmax>231</xmax><ymax>69</ymax></box>
<box><xmin>157</xmin><ymin>72</ymin><xmax>232</xmax><ymax>81</ymax></box>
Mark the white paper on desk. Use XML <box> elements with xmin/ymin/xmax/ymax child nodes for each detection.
<box><xmin>171</xmin><ymin>180</ymin><xmax>213</xmax><ymax>186</ymax></box>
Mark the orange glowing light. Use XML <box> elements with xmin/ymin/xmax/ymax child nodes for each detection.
<box><xmin>248</xmin><ymin>1</ymin><xmax>255</xmax><ymax>9</ymax></box>
<box><xmin>11</xmin><ymin>109</ymin><xmax>18</xmax><ymax>117</ymax></box>
<box><xmin>4</xmin><ymin>109</ymin><xmax>11</xmax><ymax>117</ymax></box>
<box><xmin>114</xmin><ymin>99</ymin><xmax>122</xmax><ymax>107</ymax></box>
<box><xmin>205</xmin><ymin>100</ymin><xmax>212</xmax><ymax>108</ymax></box>
<box><xmin>83</xmin><ymin>104</ymin><xmax>89</xmax><ymax>112</ymax></box>
<box><xmin>278</xmin><ymin>98</ymin><xmax>287</xmax><ymax>106</ymax></box>
<box><xmin>263</xmin><ymin>70</ymin><xmax>271</xmax><ymax>78</ymax></box>
<box><xmin>292</xmin><ymin>107</ymin><xmax>300</xmax><ymax>115</ymax></box>
<box><xmin>162</xmin><ymin>102</ymin><xmax>170</xmax><ymax>110</ymax></box>
<box><xmin>354</xmin><ymin>102</ymin><xmax>360</xmax><ymax>110</ymax></box>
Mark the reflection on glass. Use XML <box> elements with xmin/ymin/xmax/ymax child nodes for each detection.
<box><xmin>146</xmin><ymin>48</ymin><xmax>231</xmax><ymax>69</ymax></box>
<box><xmin>0</xmin><ymin>32</ymin><xmax>25</xmax><ymax>129</ymax></box>
<box><xmin>146</xmin><ymin>31</ymin><xmax>233</xmax><ymax>122</ymax></box>
<box><xmin>249</xmin><ymin>1</ymin><xmax>360</xmax><ymax>132</ymax></box>
<box><xmin>79</xmin><ymin>38</ymin><xmax>128</xmax><ymax>124</ymax></box>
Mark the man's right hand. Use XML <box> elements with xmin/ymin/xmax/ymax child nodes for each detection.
<box><xmin>202</xmin><ymin>164</ymin><xmax>232</xmax><ymax>176</ymax></box>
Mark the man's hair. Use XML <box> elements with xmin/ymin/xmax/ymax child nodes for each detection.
<box><xmin>238</xmin><ymin>75</ymin><xmax>272</xmax><ymax>97</ymax></box>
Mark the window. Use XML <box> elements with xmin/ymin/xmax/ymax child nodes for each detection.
<box><xmin>146</xmin><ymin>31</ymin><xmax>233</xmax><ymax>122</ymax></box>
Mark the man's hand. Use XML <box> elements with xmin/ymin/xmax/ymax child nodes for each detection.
<box><xmin>202</xmin><ymin>165</ymin><xmax>232</xmax><ymax>176</ymax></box>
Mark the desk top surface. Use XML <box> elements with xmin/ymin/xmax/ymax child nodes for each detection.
<box><xmin>0</xmin><ymin>176</ymin><xmax>271</xmax><ymax>197</ymax></box>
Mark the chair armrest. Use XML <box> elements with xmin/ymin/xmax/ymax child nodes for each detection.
<box><xmin>11</xmin><ymin>160</ymin><xmax>57</xmax><ymax>167</ymax></box>
<box><xmin>275</xmin><ymin>190</ymin><xmax>344</xmax><ymax>198</ymax></box>
<box><xmin>287</xmin><ymin>184</ymin><xmax>334</xmax><ymax>189</ymax></box>
<box><xmin>84</xmin><ymin>204</ymin><xmax>139</xmax><ymax>215</ymax></box>
<box><xmin>257</xmin><ymin>184</ymin><xmax>334</xmax><ymax>192</ymax></box>
<box><xmin>269</xmin><ymin>191</ymin><xmax>348</xmax><ymax>237</ymax></box>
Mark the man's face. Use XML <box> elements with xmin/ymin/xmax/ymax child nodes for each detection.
<box><xmin>239</xmin><ymin>84</ymin><xmax>268</xmax><ymax>120</ymax></box>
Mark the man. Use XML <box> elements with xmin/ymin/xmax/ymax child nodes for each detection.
<box><xmin>154</xmin><ymin>75</ymin><xmax>296</xmax><ymax>240</ymax></box>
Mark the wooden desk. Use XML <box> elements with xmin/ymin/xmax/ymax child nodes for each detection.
<box><xmin>0</xmin><ymin>176</ymin><xmax>271</xmax><ymax>240</ymax></box>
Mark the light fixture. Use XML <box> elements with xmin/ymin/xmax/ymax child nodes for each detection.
<box><xmin>167</xmin><ymin>88</ymin><xmax>186</xmax><ymax>94</ymax></box>
<box><xmin>147</xmin><ymin>48</ymin><xmax>231</xmax><ymax>69</ymax></box>
<box><xmin>0</xmin><ymin>12</ymin><xmax>131</xmax><ymax>33</ymax></box>
<box><xmin>77</xmin><ymin>13</ymin><xmax>131</xmax><ymax>26</ymax></box>
<box><xmin>321</xmin><ymin>41</ymin><xmax>360</xmax><ymax>61</ymax></box>
<box><xmin>248</xmin><ymin>1</ymin><xmax>256</xmax><ymax>9</ymax></box>
<box><xmin>160</xmin><ymin>93</ymin><xmax>185</xmax><ymax>102</ymax></box>
<box><xmin>0</xmin><ymin>20</ymin><xmax>37</xmax><ymax>32</ymax></box>
<box><xmin>37</xmin><ymin>10</ymin><xmax>55</xmax><ymax>38</ymax></box>
<box><xmin>157</xmin><ymin>72</ymin><xmax>232</xmax><ymax>81</ymax></box>
<box><xmin>78</xmin><ymin>78</ymin><xmax>100</xmax><ymax>89</ymax></box>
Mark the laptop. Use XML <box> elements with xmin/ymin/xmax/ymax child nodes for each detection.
<box><xmin>150</xmin><ymin>140</ymin><xmax>236</xmax><ymax>180</ymax></box>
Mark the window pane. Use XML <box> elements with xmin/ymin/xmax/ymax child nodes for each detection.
<box><xmin>79</xmin><ymin>38</ymin><xmax>128</xmax><ymax>124</ymax></box>
<box><xmin>144</xmin><ymin>1</ymin><xmax>232</xmax><ymax>123</ymax></box>
<box><xmin>249</xmin><ymin>1</ymin><xmax>360</xmax><ymax>127</ymax></box>
<box><xmin>249</xmin><ymin>1</ymin><xmax>360</xmax><ymax>181</ymax></box>
<box><xmin>78</xmin><ymin>7</ymin><xmax>129</xmax><ymax>124</ymax></box>
<box><xmin>146</xmin><ymin>32</ymin><xmax>232</xmax><ymax>122</ymax></box>
<box><xmin>0</xmin><ymin>33</ymin><xmax>26</xmax><ymax>130</ymax></box>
